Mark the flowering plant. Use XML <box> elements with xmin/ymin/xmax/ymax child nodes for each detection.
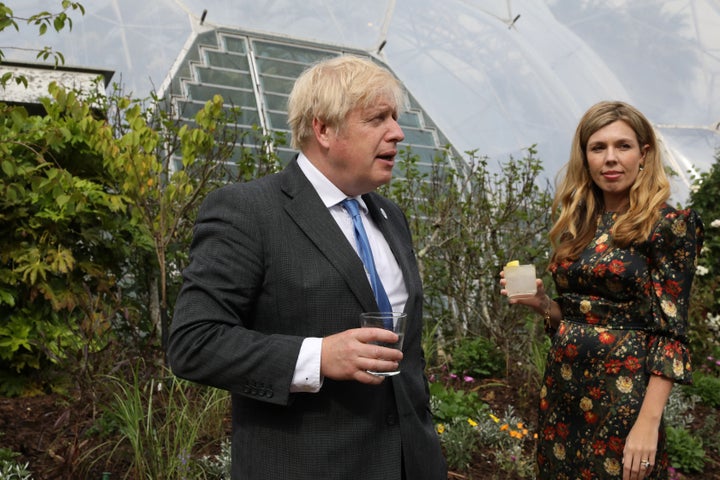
<box><xmin>689</xmin><ymin>150</ymin><xmax>720</xmax><ymax>357</ymax></box>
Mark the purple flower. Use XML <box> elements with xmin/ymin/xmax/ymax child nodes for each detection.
<box><xmin>463</xmin><ymin>375</ymin><xmax>475</xmax><ymax>383</ymax></box>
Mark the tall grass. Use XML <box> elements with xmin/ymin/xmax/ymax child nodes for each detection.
<box><xmin>90</xmin><ymin>361</ymin><xmax>229</xmax><ymax>479</ymax></box>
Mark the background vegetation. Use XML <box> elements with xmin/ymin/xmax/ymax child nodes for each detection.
<box><xmin>1</xmin><ymin>2</ymin><xmax>718</xmax><ymax>479</ymax></box>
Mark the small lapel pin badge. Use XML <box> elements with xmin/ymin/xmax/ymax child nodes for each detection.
<box><xmin>380</xmin><ymin>208</ymin><xmax>387</xmax><ymax>219</ymax></box>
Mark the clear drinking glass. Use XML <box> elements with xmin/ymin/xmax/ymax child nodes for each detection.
<box><xmin>504</xmin><ymin>264</ymin><xmax>537</xmax><ymax>299</ymax></box>
<box><xmin>359</xmin><ymin>312</ymin><xmax>407</xmax><ymax>376</ymax></box>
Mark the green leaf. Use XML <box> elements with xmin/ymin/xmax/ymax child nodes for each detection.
<box><xmin>0</xmin><ymin>289</ymin><xmax>16</xmax><ymax>307</ymax></box>
<box><xmin>55</xmin><ymin>194</ymin><xmax>71</xmax><ymax>207</ymax></box>
<box><xmin>1</xmin><ymin>159</ymin><xmax>15</xmax><ymax>177</ymax></box>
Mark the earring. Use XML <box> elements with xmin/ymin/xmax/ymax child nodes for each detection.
<box><xmin>639</xmin><ymin>165</ymin><xmax>645</xmax><ymax>171</ymax></box>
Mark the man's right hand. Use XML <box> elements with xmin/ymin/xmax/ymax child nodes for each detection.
<box><xmin>320</xmin><ymin>328</ymin><xmax>403</xmax><ymax>383</ymax></box>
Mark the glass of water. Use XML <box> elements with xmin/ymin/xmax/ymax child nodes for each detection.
<box><xmin>359</xmin><ymin>312</ymin><xmax>407</xmax><ymax>376</ymax></box>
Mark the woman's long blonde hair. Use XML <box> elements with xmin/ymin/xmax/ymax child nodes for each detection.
<box><xmin>549</xmin><ymin>101</ymin><xmax>670</xmax><ymax>263</ymax></box>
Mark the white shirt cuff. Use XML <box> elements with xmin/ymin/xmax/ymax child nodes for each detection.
<box><xmin>290</xmin><ymin>337</ymin><xmax>323</xmax><ymax>393</ymax></box>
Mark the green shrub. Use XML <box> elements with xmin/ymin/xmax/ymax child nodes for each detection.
<box><xmin>438</xmin><ymin>419</ymin><xmax>480</xmax><ymax>472</ymax></box>
<box><xmin>666</xmin><ymin>426</ymin><xmax>705</xmax><ymax>473</ymax></box>
<box><xmin>693</xmin><ymin>411</ymin><xmax>720</xmax><ymax>458</ymax></box>
<box><xmin>448</xmin><ymin>336</ymin><xmax>505</xmax><ymax>379</ymax></box>
<box><xmin>429</xmin><ymin>381</ymin><xmax>489</xmax><ymax>423</ymax></box>
<box><xmin>0</xmin><ymin>460</ymin><xmax>33</xmax><ymax>480</ymax></box>
<box><xmin>683</xmin><ymin>371</ymin><xmax>720</xmax><ymax>407</ymax></box>
<box><xmin>664</xmin><ymin>388</ymin><xmax>698</xmax><ymax>429</ymax></box>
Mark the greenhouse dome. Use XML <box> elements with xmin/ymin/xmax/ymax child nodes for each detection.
<box><xmin>3</xmin><ymin>0</ymin><xmax>719</xmax><ymax>202</ymax></box>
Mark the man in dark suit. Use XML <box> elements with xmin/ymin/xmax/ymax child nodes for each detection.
<box><xmin>168</xmin><ymin>55</ymin><xmax>446</xmax><ymax>480</ymax></box>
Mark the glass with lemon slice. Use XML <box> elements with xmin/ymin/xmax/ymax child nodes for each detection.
<box><xmin>503</xmin><ymin>260</ymin><xmax>537</xmax><ymax>299</ymax></box>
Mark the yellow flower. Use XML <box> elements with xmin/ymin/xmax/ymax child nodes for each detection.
<box><xmin>616</xmin><ymin>376</ymin><xmax>633</xmax><ymax>394</ymax></box>
<box><xmin>673</xmin><ymin>358</ymin><xmax>685</xmax><ymax>377</ymax></box>
<box><xmin>553</xmin><ymin>442</ymin><xmax>566</xmax><ymax>460</ymax></box>
<box><xmin>580</xmin><ymin>300</ymin><xmax>592</xmax><ymax>313</ymax></box>
<box><xmin>561</xmin><ymin>363</ymin><xmax>572</xmax><ymax>380</ymax></box>
<box><xmin>661</xmin><ymin>299</ymin><xmax>677</xmax><ymax>317</ymax></box>
<box><xmin>604</xmin><ymin>458</ymin><xmax>621</xmax><ymax>475</ymax></box>
<box><xmin>672</xmin><ymin>219</ymin><xmax>687</xmax><ymax>237</ymax></box>
<box><xmin>436</xmin><ymin>424</ymin><xmax>445</xmax><ymax>434</ymax></box>
<box><xmin>579</xmin><ymin>396</ymin><xmax>593</xmax><ymax>412</ymax></box>
<box><xmin>517</xmin><ymin>422</ymin><xmax>524</xmax><ymax>429</ymax></box>
<box><xmin>467</xmin><ymin>418</ymin><xmax>478</xmax><ymax>427</ymax></box>
<box><xmin>489</xmin><ymin>413</ymin><xmax>500</xmax><ymax>423</ymax></box>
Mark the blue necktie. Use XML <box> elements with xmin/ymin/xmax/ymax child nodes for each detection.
<box><xmin>341</xmin><ymin>199</ymin><xmax>393</xmax><ymax>316</ymax></box>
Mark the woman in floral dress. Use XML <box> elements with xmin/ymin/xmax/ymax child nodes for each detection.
<box><xmin>501</xmin><ymin>101</ymin><xmax>704</xmax><ymax>480</ymax></box>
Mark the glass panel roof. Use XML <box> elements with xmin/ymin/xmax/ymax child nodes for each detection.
<box><xmin>157</xmin><ymin>26</ymin><xmax>458</xmax><ymax>176</ymax></box>
<box><xmin>3</xmin><ymin>0</ymin><xmax>719</xmax><ymax>201</ymax></box>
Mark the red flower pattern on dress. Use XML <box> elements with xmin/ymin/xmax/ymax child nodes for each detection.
<box><xmin>537</xmin><ymin>206</ymin><xmax>703</xmax><ymax>479</ymax></box>
<box><xmin>599</xmin><ymin>331</ymin><xmax>616</xmax><ymax>344</ymax></box>
<box><xmin>665</xmin><ymin>279</ymin><xmax>681</xmax><ymax>297</ymax></box>
<box><xmin>565</xmin><ymin>344</ymin><xmax>579</xmax><ymax>359</ymax></box>
<box><xmin>556</xmin><ymin>422</ymin><xmax>570</xmax><ymax>439</ymax></box>
<box><xmin>593</xmin><ymin>263</ymin><xmax>608</xmax><ymax>276</ymax></box>
<box><xmin>608</xmin><ymin>259</ymin><xmax>625</xmax><ymax>274</ymax></box>
<box><xmin>653</xmin><ymin>281</ymin><xmax>663</xmax><ymax>297</ymax></box>
<box><xmin>608</xmin><ymin>436</ymin><xmax>624</xmax><ymax>454</ymax></box>
<box><xmin>663</xmin><ymin>341</ymin><xmax>683</xmax><ymax>358</ymax></box>
<box><xmin>624</xmin><ymin>356</ymin><xmax>642</xmax><ymax>373</ymax></box>
<box><xmin>584</xmin><ymin>411</ymin><xmax>599</xmax><ymax>424</ymax></box>
<box><xmin>604</xmin><ymin>359</ymin><xmax>623</xmax><ymax>375</ymax></box>
<box><xmin>592</xmin><ymin>440</ymin><xmax>607</xmax><ymax>456</ymax></box>
<box><xmin>588</xmin><ymin>386</ymin><xmax>604</xmax><ymax>400</ymax></box>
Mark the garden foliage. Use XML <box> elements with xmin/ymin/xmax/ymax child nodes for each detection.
<box><xmin>0</xmin><ymin>29</ymin><xmax>719</xmax><ymax>477</ymax></box>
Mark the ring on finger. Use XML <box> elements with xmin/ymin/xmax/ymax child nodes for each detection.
<box><xmin>640</xmin><ymin>460</ymin><xmax>651</xmax><ymax>468</ymax></box>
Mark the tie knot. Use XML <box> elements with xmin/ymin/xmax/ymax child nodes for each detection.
<box><xmin>341</xmin><ymin>198</ymin><xmax>361</xmax><ymax>218</ymax></box>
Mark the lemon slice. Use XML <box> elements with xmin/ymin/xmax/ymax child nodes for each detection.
<box><xmin>505</xmin><ymin>260</ymin><xmax>520</xmax><ymax>267</ymax></box>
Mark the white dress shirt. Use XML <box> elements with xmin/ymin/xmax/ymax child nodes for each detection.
<box><xmin>289</xmin><ymin>153</ymin><xmax>408</xmax><ymax>392</ymax></box>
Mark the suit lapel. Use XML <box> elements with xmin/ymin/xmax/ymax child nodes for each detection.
<box><xmin>280</xmin><ymin>161</ymin><xmax>378</xmax><ymax>312</ymax></box>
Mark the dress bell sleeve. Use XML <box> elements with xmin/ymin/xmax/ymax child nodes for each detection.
<box><xmin>645</xmin><ymin>208</ymin><xmax>704</xmax><ymax>384</ymax></box>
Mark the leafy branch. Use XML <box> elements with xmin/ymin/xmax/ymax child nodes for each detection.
<box><xmin>0</xmin><ymin>1</ymin><xmax>85</xmax><ymax>86</ymax></box>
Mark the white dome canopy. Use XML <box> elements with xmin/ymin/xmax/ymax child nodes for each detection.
<box><xmin>4</xmin><ymin>0</ymin><xmax>719</xmax><ymax>201</ymax></box>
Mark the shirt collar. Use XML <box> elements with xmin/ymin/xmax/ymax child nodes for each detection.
<box><xmin>297</xmin><ymin>153</ymin><xmax>368</xmax><ymax>213</ymax></box>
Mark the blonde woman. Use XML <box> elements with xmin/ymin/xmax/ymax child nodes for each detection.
<box><xmin>501</xmin><ymin>101</ymin><xmax>704</xmax><ymax>479</ymax></box>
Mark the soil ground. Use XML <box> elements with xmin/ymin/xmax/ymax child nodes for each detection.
<box><xmin>1</xmin><ymin>377</ymin><xmax>718</xmax><ymax>479</ymax></box>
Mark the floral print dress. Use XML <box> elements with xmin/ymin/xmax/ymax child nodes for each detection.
<box><xmin>538</xmin><ymin>205</ymin><xmax>704</xmax><ymax>480</ymax></box>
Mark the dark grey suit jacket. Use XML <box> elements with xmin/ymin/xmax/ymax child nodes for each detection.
<box><xmin>168</xmin><ymin>158</ymin><xmax>446</xmax><ymax>479</ymax></box>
